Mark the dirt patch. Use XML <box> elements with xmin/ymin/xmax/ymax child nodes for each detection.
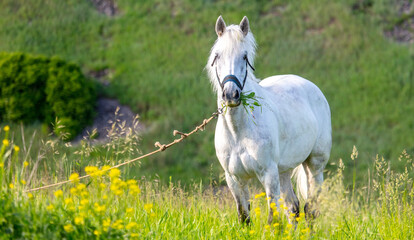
<box><xmin>384</xmin><ymin>0</ymin><xmax>414</xmax><ymax>43</ymax></box>
<box><xmin>74</xmin><ymin>98</ymin><xmax>141</xmax><ymax>143</ymax></box>
<box><xmin>89</xmin><ymin>0</ymin><xmax>118</xmax><ymax>16</ymax></box>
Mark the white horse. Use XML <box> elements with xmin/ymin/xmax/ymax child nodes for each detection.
<box><xmin>206</xmin><ymin>16</ymin><xmax>331</xmax><ymax>224</ymax></box>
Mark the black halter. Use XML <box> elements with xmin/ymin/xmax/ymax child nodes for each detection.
<box><xmin>211</xmin><ymin>54</ymin><xmax>255</xmax><ymax>91</ymax></box>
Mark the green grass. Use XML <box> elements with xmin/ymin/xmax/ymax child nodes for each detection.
<box><xmin>0</xmin><ymin>0</ymin><xmax>414</xmax><ymax>186</ymax></box>
<box><xmin>1</xmin><ymin>127</ymin><xmax>414</xmax><ymax>239</ymax></box>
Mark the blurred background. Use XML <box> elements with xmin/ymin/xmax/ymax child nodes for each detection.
<box><xmin>0</xmin><ymin>0</ymin><xmax>413</xmax><ymax>187</ymax></box>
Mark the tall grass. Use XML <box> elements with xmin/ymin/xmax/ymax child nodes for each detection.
<box><xmin>1</xmin><ymin>125</ymin><xmax>413</xmax><ymax>239</ymax></box>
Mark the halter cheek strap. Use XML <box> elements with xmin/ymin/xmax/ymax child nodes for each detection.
<box><xmin>214</xmin><ymin>56</ymin><xmax>255</xmax><ymax>91</ymax></box>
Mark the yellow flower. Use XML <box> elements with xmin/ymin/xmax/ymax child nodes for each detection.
<box><xmin>99</xmin><ymin>183</ymin><xmax>106</xmax><ymax>189</ymax></box>
<box><xmin>254</xmin><ymin>207</ymin><xmax>261</xmax><ymax>216</ymax></box>
<box><xmin>3</xmin><ymin>125</ymin><xmax>10</xmax><ymax>132</ymax></box>
<box><xmin>299</xmin><ymin>212</ymin><xmax>305</xmax><ymax>218</ymax></box>
<box><xmin>144</xmin><ymin>203</ymin><xmax>153</xmax><ymax>212</ymax></box>
<box><xmin>85</xmin><ymin>166</ymin><xmax>99</xmax><ymax>177</ymax></box>
<box><xmin>126</xmin><ymin>207</ymin><xmax>133</xmax><ymax>213</ymax></box>
<box><xmin>286</xmin><ymin>223</ymin><xmax>293</xmax><ymax>229</ymax></box>
<box><xmin>103</xmin><ymin>218</ymin><xmax>111</xmax><ymax>228</ymax></box>
<box><xmin>69</xmin><ymin>173</ymin><xmax>79</xmax><ymax>183</ymax></box>
<box><xmin>0</xmin><ymin>162</ymin><xmax>3</xmax><ymax>168</ymax></box>
<box><xmin>54</xmin><ymin>190</ymin><xmax>63</xmax><ymax>198</ymax></box>
<box><xmin>131</xmin><ymin>233</ymin><xmax>139</xmax><ymax>237</ymax></box>
<box><xmin>14</xmin><ymin>145</ymin><xmax>19</xmax><ymax>152</ymax></box>
<box><xmin>101</xmin><ymin>165</ymin><xmax>111</xmax><ymax>173</ymax></box>
<box><xmin>94</xmin><ymin>230</ymin><xmax>100</xmax><ymax>236</ymax></box>
<box><xmin>77</xmin><ymin>183</ymin><xmax>86</xmax><ymax>191</ymax></box>
<box><xmin>265</xmin><ymin>225</ymin><xmax>270</xmax><ymax>230</ymax></box>
<box><xmin>270</xmin><ymin>202</ymin><xmax>277</xmax><ymax>209</ymax></box>
<box><xmin>9</xmin><ymin>183</ymin><xmax>14</xmax><ymax>189</ymax></box>
<box><xmin>126</xmin><ymin>179</ymin><xmax>137</xmax><ymax>186</ymax></box>
<box><xmin>64</xmin><ymin>224</ymin><xmax>74</xmax><ymax>233</ymax></box>
<box><xmin>46</xmin><ymin>204</ymin><xmax>54</xmax><ymax>211</ymax></box>
<box><xmin>266</xmin><ymin>196</ymin><xmax>271</xmax><ymax>200</ymax></box>
<box><xmin>249</xmin><ymin>230</ymin><xmax>255</xmax><ymax>234</ymax></box>
<box><xmin>23</xmin><ymin>161</ymin><xmax>29</xmax><ymax>167</ymax></box>
<box><xmin>273</xmin><ymin>223</ymin><xmax>280</xmax><ymax>227</ymax></box>
<box><xmin>129</xmin><ymin>184</ymin><xmax>141</xmax><ymax>194</ymax></box>
<box><xmin>102</xmin><ymin>194</ymin><xmax>108</xmax><ymax>200</ymax></box>
<box><xmin>20</xmin><ymin>180</ymin><xmax>26</xmax><ymax>185</ymax></box>
<box><xmin>74</xmin><ymin>216</ymin><xmax>84</xmax><ymax>225</ymax></box>
<box><xmin>70</xmin><ymin>187</ymin><xmax>78</xmax><ymax>195</ymax></box>
<box><xmin>94</xmin><ymin>203</ymin><xmax>106</xmax><ymax>213</ymax></box>
<box><xmin>254</xmin><ymin>192</ymin><xmax>266</xmax><ymax>199</ymax></box>
<box><xmin>64</xmin><ymin>198</ymin><xmax>73</xmax><ymax>205</ymax></box>
<box><xmin>3</xmin><ymin>139</ymin><xmax>9</xmax><ymax>147</ymax></box>
<box><xmin>81</xmin><ymin>190</ymin><xmax>89</xmax><ymax>198</ymax></box>
<box><xmin>80</xmin><ymin>199</ymin><xmax>89</xmax><ymax>206</ymax></box>
<box><xmin>112</xmin><ymin>219</ymin><xmax>124</xmax><ymax>230</ymax></box>
<box><xmin>301</xmin><ymin>227</ymin><xmax>310</xmax><ymax>233</ymax></box>
<box><xmin>126</xmin><ymin>221</ymin><xmax>138</xmax><ymax>230</ymax></box>
<box><xmin>27</xmin><ymin>193</ymin><xmax>34</xmax><ymax>199</ymax></box>
<box><xmin>109</xmin><ymin>168</ymin><xmax>120</xmax><ymax>179</ymax></box>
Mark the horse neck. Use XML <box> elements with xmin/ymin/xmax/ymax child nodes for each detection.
<box><xmin>217</xmin><ymin>78</ymin><xmax>260</xmax><ymax>137</ymax></box>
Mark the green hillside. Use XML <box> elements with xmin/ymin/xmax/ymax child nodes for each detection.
<box><xmin>1</xmin><ymin>0</ymin><xmax>413</xmax><ymax>185</ymax></box>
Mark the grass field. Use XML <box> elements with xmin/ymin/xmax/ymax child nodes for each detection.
<box><xmin>1</xmin><ymin>126</ymin><xmax>413</xmax><ymax>239</ymax></box>
<box><xmin>0</xmin><ymin>0</ymin><xmax>414</xmax><ymax>185</ymax></box>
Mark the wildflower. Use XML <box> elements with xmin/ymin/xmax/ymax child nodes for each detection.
<box><xmin>9</xmin><ymin>183</ymin><xmax>14</xmax><ymax>189</ymax></box>
<box><xmin>70</xmin><ymin>187</ymin><xmax>78</xmax><ymax>195</ymax></box>
<box><xmin>3</xmin><ymin>139</ymin><xmax>9</xmax><ymax>147</ymax></box>
<box><xmin>103</xmin><ymin>218</ymin><xmax>111</xmax><ymax>228</ymax></box>
<box><xmin>270</xmin><ymin>202</ymin><xmax>277</xmax><ymax>209</ymax></box>
<box><xmin>85</xmin><ymin>166</ymin><xmax>99</xmax><ymax>177</ymax></box>
<box><xmin>129</xmin><ymin>184</ymin><xmax>141</xmax><ymax>194</ymax></box>
<box><xmin>273</xmin><ymin>223</ymin><xmax>280</xmax><ymax>227</ymax></box>
<box><xmin>144</xmin><ymin>203</ymin><xmax>153</xmax><ymax>212</ymax></box>
<box><xmin>99</xmin><ymin>183</ymin><xmax>106</xmax><ymax>189</ymax></box>
<box><xmin>265</xmin><ymin>225</ymin><xmax>270</xmax><ymax>230</ymax></box>
<box><xmin>20</xmin><ymin>180</ymin><xmax>26</xmax><ymax>185</ymax></box>
<box><xmin>254</xmin><ymin>207</ymin><xmax>261</xmax><ymax>216</ymax></box>
<box><xmin>64</xmin><ymin>224</ymin><xmax>74</xmax><ymax>233</ymax></box>
<box><xmin>94</xmin><ymin>203</ymin><xmax>106</xmax><ymax>213</ymax></box>
<box><xmin>101</xmin><ymin>165</ymin><xmax>111</xmax><ymax>173</ymax></box>
<box><xmin>150</xmin><ymin>213</ymin><xmax>156</xmax><ymax>217</ymax></box>
<box><xmin>126</xmin><ymin>221</ymin><xmax>138</xmax><ymax>230</ymax></box>
<box><xmin>102</xmin><ymin>194</ymin><xmax>108</xmax><ymax>200</ymax></box>
<box><xmin>77</xmin><ymin>183</ymin><xmax>86</xmax><ymax>191</ymax></box>
<box><xmin>14</xmin><ymin>145</ymin><xmax>19</xmax><ymax>152</ymax></box>
<box><xmin>254</xmin><ymin>192</ymin><xmax>266</xmax><ymax>199</ymax></box>
<box><xmin>3</xmin><ymin>125</ymin><xmax>10</xmax><ymax>132</ymax></box>
<box><xmin>80</xmin><ymin>199</ymin><xmax>89</xmax><ymax>206</ymax></box>
<box><xmin>54</xmin><ymin>190</ymin><xmax>63</xmax><ymax>198</ymax></box>
<box><xmin>126</xmin><ymin>179</ymin><xmax>137</xmax><ymax>186</ymax></box>
<box><xmin>23</xmin><ymin>161</ymin><xmax>29</xmax><ymax>167</ymax></box>
<box><xmin>131</xmin><ymin>233</ymin><xmax>139</xmax><ymax>237</ymax></box>
<box><xmin>81</xmin><ymin>190</ymin><xmax>89</xmax><ymax>198</ymax></box>
<box><xmin>64</xmin><ymin>198</ymin><xmax>73</xmax><ymax>205</ymax></box>
<box><xmin>74</xmin><ymin>216</ymin><xmax>84</xmax><ymax>225</ymax></box>
<box><xmin>301</xmin><ymin>227</ymin><xmax>310</xmax><ymax>233</ymax></box>
<box><xmin>266</xmin><ymin>196</ymin><xmax>271</xmax><ymax>200</ymax></box>
<box><xmin>112</xmin><ymin>219</ymin><xmax>124</xmax><ymax>230</ymax></box>
<box><xmin>0</xmin><ymin>163</ymin><xmax>3</xmax><ymax>168</ymax></box>
<box><xmin>286</xmin><ymin>223</ymin><xmax>293</xmax><ymax>230</ymax></box>
<box><xmin>27</xmin><ymin>193</ymin><xmax>34</xmax><ymax>199</ymax></box>
<box><xmin>249</xmin><ymin>230</ymin><xmax>255</xmax><ymax>234</ymax></box>
<box><xmin>109</xmin><ymin>168</ymin><xmax>120</xmax><ymax>179</ymax></box>
<box><xmin>94</xmin><ymin>230</ymin><xmax>100</xmax><ymax>236</ymax></box>
<box><xmin>69</xmin><ymin>173</ymin><xmax>79</xmax><ymax>183</ymax></box>
<box><xmin>46</xmin><ymin>204</ymin><xmax>54</xmax><ymax>211</ymax></box>
<box><xmin>126</xmin><ymin>208</ymin><xmax>134</xmax><ymax>214</ymax></box>
<box><xmin>299</xmin><ymin>212</ymin><xmax>305</xmax><ymax>218</ymax></box>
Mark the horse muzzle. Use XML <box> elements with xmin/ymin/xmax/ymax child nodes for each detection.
<box><xmin>222</xmin><ymin>88</ymin><xmax>241</xmax><ymax>107</ymax></box>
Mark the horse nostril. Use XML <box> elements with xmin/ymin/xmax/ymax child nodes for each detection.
<box><xmin>234</xmin><ymin>90</ymin><xmax>239</xmax><ymax>99</ymax></box>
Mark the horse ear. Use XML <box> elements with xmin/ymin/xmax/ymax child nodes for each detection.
<box><xmin>240</xmin><ymin>16</ymin><xmax>249</xmax><ymax>36</ymax></box>
<box><xmin>215</xmin><ymin>16</ymin><xmax>226</xmax><ymax>37</ymax></box>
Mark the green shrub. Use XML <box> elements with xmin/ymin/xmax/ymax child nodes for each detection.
<box><xmin>0</xmin><ymin>53</ymin><xmax>49</xmax><ymax>123</ymax></box>
<box><xmin>0</xmin><ymin>52</ymin><xmax>96</xmax><ymax>140</ymax></box>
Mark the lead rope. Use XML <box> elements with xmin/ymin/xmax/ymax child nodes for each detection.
<box><xmin>24</xmin><ymin>108</ymin><xmax>223</xmax><ymax>193</ymax></box>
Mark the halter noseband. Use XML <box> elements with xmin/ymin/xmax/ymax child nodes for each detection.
<box><xmin>212</xmin><ymin>54</ymin><xmax>255</xmax><ymax>91</ymax></box>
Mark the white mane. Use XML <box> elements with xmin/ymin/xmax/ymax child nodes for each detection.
<box><xmin>206</xmin><ymin>25</ymin><xmax>259</xmax><ymax>93</ymax></box>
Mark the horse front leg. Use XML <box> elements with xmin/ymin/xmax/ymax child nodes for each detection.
<box><xmin>257</xmin><ymin>164</ymin><xmax>281</xmax><ymax>225</ymax></box>
<box><xmin>225</xmin><ymin>172</ymin><xmax>251</xmax><ymax>225</ymax></box>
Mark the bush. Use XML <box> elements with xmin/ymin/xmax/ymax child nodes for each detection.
<box><xmin>0</xmin><ymin>53</ymin><xmax>49</xmax><ymax>123</ymax></box>
<box><xmin>0</xmin><ymin>52</ymin><xmax>96</xmax><ymax>140</ymax></box>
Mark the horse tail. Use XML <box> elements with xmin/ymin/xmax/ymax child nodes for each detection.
<box><xmin>292</xmin><ymin>164</ymin><xmax>308</xmax><ymax>201</ymax></box>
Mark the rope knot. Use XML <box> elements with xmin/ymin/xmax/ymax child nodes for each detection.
<box><xmin>154</xmin><ymin>141</ymin><xmax>166</xmax><ymax>151</ymax></box>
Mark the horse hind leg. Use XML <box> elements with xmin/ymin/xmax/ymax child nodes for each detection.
<box><xmin>280</xmin><ymin>171</ymin><xmax>300</xmax><ymax>222</ymax></box>
<box><xmin>225</xmin><ymin>172</ymin><xmax>251</xmax><ymax>225</ymax></box>
<box><xmin>303</xmin><ymin>153</ymin><xmax>329</xmax><ymax>219</ymax></box>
